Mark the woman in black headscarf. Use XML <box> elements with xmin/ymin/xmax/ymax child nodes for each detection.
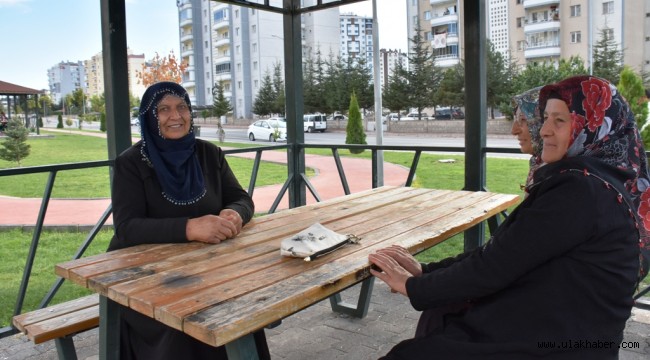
<box><xmin>369</xmin><ymin>75</ymin><xmax>647</xmax><ymax>359</ymax></box>
<box><xmin>108</xmin><ymin>82</ymin><xmax>269</xmax><ymax>359</ymax></box>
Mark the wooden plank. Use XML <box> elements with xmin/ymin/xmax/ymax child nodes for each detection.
<box><xmin>12</xmin><ymin>294</ymin><xmax>99</xmax><ymax>332</ymax></box>
<box><xmin>55</xmin><ymin>243</ymin><xmax>184</xmax><ymax>287</ymax></box>
<box><xmin>181</xmin><ymin>193</ymin><xmax>519</xmax><ymax>346</ymax></box>
<box><xmin>23</xmin><ymin>305</ymin><xmax>99</xmax><ymax>344</ymax></box>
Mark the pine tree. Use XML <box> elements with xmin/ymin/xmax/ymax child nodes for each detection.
<box><xmin>382</xmin><ymin>56</ymin><xmax>409</xmax><ymax>119</ymax></box>
<box><xmin>345</xmin><ymin>92</ymin><xmax>366</xmax><ymax>154</ymax></box>
<box><xmin>271</xmin><ymin>62</ymin><xmax>286</xmax><ymax>115</ymax></box>
<box><xmin>57</xmin><ymin>114</ymin><xmax>63</xmax><ymax>129</ymax></box>
<box><xmin>100</xmin><ymin>112</ymin><xmax>106</xmax><ymax>132</ymax></box>
<box><xmin>592</xmin><ymin>27</ymin><xmax>624</xmax><ymax>84</ymax></box>
<box><xmin>252</xmin><ymin>72</ymin><xmax>276</xmax><ymax>116</ymax></box>
<box><xmin>0</xmin><ymin>118</ymin><xmax>31</xmax><ymax>166</ymax></box>
<box><xmin>212</xmin><ymin>81</ymin><xmax>233</xmax><ymax>118</ymax></box>
<box><xmin>406</xmin><ymin>22</ymin><xmax>438</xmax><ymax>118</ymax></box>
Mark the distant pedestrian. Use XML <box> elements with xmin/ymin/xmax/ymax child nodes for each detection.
<box><xmin>0</xmin><ymin>112</ymin><xmax>8</xmax><ymax>133</ymax></box>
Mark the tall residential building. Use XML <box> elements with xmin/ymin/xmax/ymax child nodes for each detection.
<box><xmin>339</xmin><ymin>13</ymin><xmax>374</xmax><ymax>69</ymax></box>
<box><xmin>408</xmin><ymin>0</ymin><xmax>464</xmax><ymax>68</ymax></box>
<box><xmin>47</xmin><ymin>61</ymin><xmax>86</xmax><ymax>105</ymax></box>
<box><xmin>379</xmin><ymin>49</ymin><xmax>407</xmax><ymax>87</ymax></box>
<box><xmin>509</xmin><ymin>0</ymin><xmax>648</xmax><ymax>75</ymax></box>
<box><xmin>84</xmin><ymin>50</ymin><xmax>147</xmax><ymax>100</ymax></box>
<box><xmin>408</xmin><ymin>0</ymin><xmax>650</xmax><ymax>75</ymax></box>
<box><xmin>178</xmin><ymin>0</ymin><xmax>340</xmax><ymax>119</ymax></box>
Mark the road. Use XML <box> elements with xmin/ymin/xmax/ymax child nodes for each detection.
<box><xmin>40</xmin><ymin>116</ymin><xmax>526</xmax><ymax>159</ymax></box>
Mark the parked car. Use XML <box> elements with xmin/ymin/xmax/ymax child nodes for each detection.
<box><xmin>403</xmin><ymin>112</ymin><xmax>431</xmax><ymax>120</ymax></box>
<box><xmin>386</xmin><ymin>113</ymin><xmax>401</xmax><ymax>121</ymax></box>
<box><xmin>303</xmin><ymin>114</ymin><xmax>327</xmax><ymax>132</ymax></box>
<box><xmin>130</xmin><ymin>117</ymin><xmax>140</xmax><ymax>126</ymax></box>
<box><xmin>329</xmin><ymin>114</ymin><xmax>347</xmax><ymax>121</ymax></box>
<box><xmin>435</xmin><ymin>108</ymin><xmax>464</xmax><ymax>120</ymax></box>
<box><xmin>248</xmin><ymin>119</ymin><xmax>287</xmax><ymax>142</ymax></box>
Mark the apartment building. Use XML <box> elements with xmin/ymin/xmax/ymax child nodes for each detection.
<box><xmin>379</xmin><ymin>49</ymin><xmax>408</xmax><ymax>87</ymax></box>
<box><xmin>340</xmin><ymin>13</ymin><xmax>374</xmax><ymax>69</ymax></box>
<box><xmin>84</xmin><ymin>50</ymin><xmax>147</xmax><ymax>100</ymax></box>
<box><xmin>408</xmin><ymin>0</ymin><xmax>649</xmax><ymax>75</ymax></box>
<box><xmin>178</xmin><ymin>0</ymin><xmax>340</xmax><ymax>119</ymax></box>
<box><xmin>47</xmin><ymin>61</ymin><xmax>85</xmax><ymax>105</ymax></box>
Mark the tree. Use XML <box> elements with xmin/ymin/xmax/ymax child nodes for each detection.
<box><xmin>486</xmin><ymin>40</ymin><xmax>514</xmax><ymax>119</ymax></box>
<box><xmin>617</xmin><ymin>67</ymin><xmax>649</xmax><ymax>145</ymax></box>
<box><xmin>383</xmin><ymin>57</ymin><xmax>410</xmax><ymax>119</ymax></box>
<box><xmin>434</xmin><ymin>65</ymin><xmax>465</xmax><ymax>109</ymax></box>
<box><xmin>0</xmin><ymin>118</ymin><xmax>30</xmax><ymax>166</ymax></box>
<box><xmin>345</xmin><ymin>92</ymin><xmax>366</xmax><ymax>154</ymax></box>
<box><xmin>592</xmin><ymin>27</ymin><xmax>624</xmax><ymax>84</ymax></box>
<box><xmin>406</xmin><ymin>22</ymin><xmax>438</xmax><ymax>119</ymax></box>
<box><xmin>271</xmin><ymin>62</ymin><xmax>286</xmax><ymax>115</ymax></box>
<box><xmin>57</xmin><ymin>114</ymin><xmax>63</xmax><ymax>129</ymax></box>
<box><xmin>136</xmin><ymin>51</ymin><xmax>188</xmax><ymax>87</ymax></box>
<box><xmin>212</xmin><ymin>81</ymin><xmax>232</xmax><ymax>118</ymax></box>
<box><xmin>89</xmin><ymin>94</ymin><xmax>105</xmax><ymax>114</ymax></box>
<box><xmin>252</xmin><ymin>72</ymin><xmax>276</xmax><ymax>116</ymax></box>
<box><xmin>100</xmin><ymin>112</ymin><xmax>106</xmax><ymax>132</ymax></box>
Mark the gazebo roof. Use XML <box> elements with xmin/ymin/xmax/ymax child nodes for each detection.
<box><xmin>0</xmin><ymin>80</ymin><xmax>43</xmax><ymax>96</ymax></box>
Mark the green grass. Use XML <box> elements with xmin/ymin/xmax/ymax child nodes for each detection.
<box><xmin>0</xmin><ymin>131</ymin><xmax>299</xmax><ymax>198</ymax></box>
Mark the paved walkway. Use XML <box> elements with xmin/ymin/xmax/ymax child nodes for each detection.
<box><xmin>1</xmin><ymin>129</ymin><xmax>649</xmax><ymax>359</ymax></box>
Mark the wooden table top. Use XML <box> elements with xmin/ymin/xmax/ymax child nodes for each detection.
<box><xmin>56</xmin><ymin>186</ymin><xmax>519</xmax><ymax>347</ymax></box>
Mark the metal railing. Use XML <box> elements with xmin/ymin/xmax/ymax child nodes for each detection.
<box><xmin>1</xmin><ymin>143</ymin><xmax>647</xmax><ymax>338</ymax></box>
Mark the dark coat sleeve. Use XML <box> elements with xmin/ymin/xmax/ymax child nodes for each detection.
<box><xmin>406</xmin><ymin>174</ymin><xmax>602</xmax><ymax>310</ymax></box>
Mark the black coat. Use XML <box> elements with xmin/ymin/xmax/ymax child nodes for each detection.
<box><xmin>386</xmin><ymin>157</ymin><xmax>639</xmax><ymax>359</ymax></box>
<box><xmin>107</xmin><ymin>139</ymin><xmax>268</xmax><ymax>360</ymax></box>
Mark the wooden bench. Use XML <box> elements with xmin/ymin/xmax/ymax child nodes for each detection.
<box><xmin>12</xmin><ymin>294</ymin><xmax>100</xmax><ymax>360</ymax></box>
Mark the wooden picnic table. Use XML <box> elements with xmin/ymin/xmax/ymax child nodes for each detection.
<box><xmin>55</xmin><ymin>186</ymin><xmax>519</xmax><ymax>359</ymax></box>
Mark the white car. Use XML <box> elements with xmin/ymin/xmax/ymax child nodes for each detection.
<box><xmin>248</xmin><ymin>119</ymin><xmax>287</xmax><ymax>142</ymax></box>
<box><xmin>130</xmin><ymin>118</ymin><xmax>140</xmax><ymax>126</ymax></box>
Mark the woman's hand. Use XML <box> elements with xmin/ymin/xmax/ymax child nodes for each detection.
<box><xmin>219</xmin><ymin>208</ymin><xmax>243</xmax><ymax>233</ymax></box>
<box><xmin>375</xmin><ymin>245</ymin><xmax>423</xmax><ymax>277</ymax></box>
<box><xmin>185</xmin><ymin>214</ymin><xmax>238</xmax><ymax>244</ymax></box>
<box><xmin>368</xmin><ymin>252</ymin><xmax>412</xmax><ymax>296</ymax></box>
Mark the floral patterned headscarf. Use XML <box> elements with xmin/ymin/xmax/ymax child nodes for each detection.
<box><xmin>538</xmin><ymin>75</ymin><xmax>650</xmax><ymax>282</ymax></box>
<box><xmin>511</xmin><ymin>86</ymin><xmax>544</xmax><ymax>188</ymax></box>
<box><xmin>139</xmin><ymin>81</ymin><xmax>206</xmax><ymax>205</ymax></box>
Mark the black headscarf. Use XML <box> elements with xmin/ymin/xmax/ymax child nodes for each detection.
<box><xmin>138</xmin><ymin>81</ymin><xmax>206</xmax><ymax>205</ymax></box>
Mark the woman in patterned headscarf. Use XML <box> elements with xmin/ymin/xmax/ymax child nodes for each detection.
<box><xmin>108</xmin><ymin>82</ymin><xmax>269</xmax><ymax>359</ymax></box>
<box><xmin>370</xmin><ymin>75</ymin><xmax>644</xmax><ymax>359</ymax></box>
<box><xmin>511</xmin><ymin>86</ymin><xmax>544</xmax><ymax>189</ymax></box>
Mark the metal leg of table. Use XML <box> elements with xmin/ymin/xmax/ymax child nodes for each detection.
<box><xmin>329</xmin><ymin>277</ymin><xmax>375</xmax><ymax>318</ymax></box>
<box><xmin>225</xmin><ymin>333</ymin><xmax>260</xmax><ymax>360</ymax></box>
<box><xmin>99</xmin><ymin>295</ymin><xmax>120</xmax><ymax>360</ymax></box>
<box><xmin>54</xmin><ymin>336</ymin><xmax>77</xmax><ymax>360</ymax></box>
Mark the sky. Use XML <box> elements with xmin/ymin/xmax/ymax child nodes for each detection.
<box><xmin>0</xmin><ymin>0</ymin><xmax>407</xmax><ymax>91</ymax></box>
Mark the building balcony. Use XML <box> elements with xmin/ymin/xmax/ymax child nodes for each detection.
<box><xmin>214</xmin><ymin>57</ymin><xmax>230</xmax><ymax>66</ymax></box>
<box><xmin>430</xmin><ymin>13</ymin><xmax>458</xmax><ymax>28</ymax></box>
<box><xmin>213</xmin><ymin>19</ymin><xmax>229</xmax><ymax>31</ymax></box>
<box><xmin>524</xmin><ymin>19</ymin><xmax>560</xmax><ymax>33</ymax></box>
<box><xmin>180</xmin><ymin>17</ymin><xmax>193</xmax><ymax>27</ymax></box>
<box><xmin>181</xmin><ymin>47</ymin><xmax>194</xmax><ymax>57</ymax></box>
<box><xmin>446</xmin><ymin>33</ymin><xmax>459</xmax><ymax>45</ymax></box>
<box><xmin>435</xmin><ymin>54</ymin><xmax>461</xmax><ymax>68</ymax></box>
<box><xmin>215</xmin><ymin>37</ymin><xmax>230</xmax><ymax>48</ymax></box>
<box><xmin>430</xmin><ymin>0</ymin><xmax>455</xmax><ymax>5</ymax></box>
<box><xmin>214</xmin><ymin>73</ymin><xmax>231</xmax><ymax>82</ymax></box>
<box><xmin>523</xmin><ymin>0</ymin><xmax>559</xmax><ymax>9</ymax></box>
<box><xmin>180</xmin><ymin>32</ymin><xmax>193</xmax><ymax>42</ymax></box>
<box><xmin>524</xmin><ymin>43</ymin><xmax>561</xmax><ymax>59</ymax></box>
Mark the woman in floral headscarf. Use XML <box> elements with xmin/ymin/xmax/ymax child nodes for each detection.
<box><xmin>108</xmin><ymin>82</ymin><xmax>269</xmax><ymax>360</ymax></box>
<box><xmin>511</xmin><ymin>86</ymin><xmax>544</xmax><ymax>189</ymax></box>
<box><xmin>369</xmin><ymin>75</ymin><xmax>644</xmax><ymax>359</ymax></box>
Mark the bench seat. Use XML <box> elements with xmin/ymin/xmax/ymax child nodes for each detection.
<box><xmin>13</xmin><ymin>294</ymin><xmax>99</xmax><ymax>360</ymax></box>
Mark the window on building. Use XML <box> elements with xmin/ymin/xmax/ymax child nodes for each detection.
<box><xmin>252</xmin><ymin>8</ymin><xmax>255</xmax><ymax>15</ymax></box>
<box><xmin>237</xmin><ymin>63</ymin><xmax>242</xmax><ymax>72</ymax></box>
<box><xmin>235</xmin><ymin>9</ymin><xmax>239</xmax><ymax>18</ymax></box>
<box><xmin>205</xmin><ymin>40</ymin><xmax>208</xmax><ymax>48</ymax></box>
<box><xmin>253</xmin><ymin>61</ymin><xmax>258</xmax><ymax>70</ymax></box>
<box><xmin>571</xmin><ymin>31</ymin><xmax>581</xmax><ymax>43</ymax></box>
<box><xmin>254</xmin><ymin>80</ymin><xmax>258</xmax><ymax>88</ymax></box>
<box><xmin>238</xmin><ymin>81</ymin><xmax>242</xmax><ymax>89</ymax></box>
<box><xmin>206</xmin><ymin>72</ymin><xmax>210</xmax><ymax>79</ymax></box>
<box><xmin>252</xmin><ymin>25</ymin><xmax>256</xmax><ymax>33</ymax></box>
<box><xmin>235</xmin><ymin>27</ymin><xmax>239</xmax><ymax>36</ymax></box>
<box><xmin>570</xmin><ymin>5</ymin><xmax>581</xmax><ymax>17</ymax></box>
<box><xmin>603</xmin><ymin>1</ymin><xmax>614</xmax><ymax>14</ymax></box>
<box><xmin>204</xmin><ymin>25</ymin><xmax>208</xmax><ymax>33</ymax></box>
<box><xmin>206</xmin><ymin>56</ymin><xmax>209</xmax><ymax>64</ymax></box>
<box><xmin>204</xmin><ymin>9</ymin><xmax>207</xmax><ymax>17</ymax></box>
<box><xmin>253</xmin><ymin>43</ymin><xmax>257</xmax><ymax>53</ymax></box>
<box><xmin>517</xmin><ymin>40</ymin><xmax>525</xmax><ymax>51</ymax></box>
<box><xmin>236</xmin><ymin>45</ymin><xmax>240</xmax><ymax>54</ymax></box>
<box><xmin>424</xmin><ymin>11</ymin><xmax>431</xmax><ymax>20</ymax></box>
<box><xmin>516</xmin><ymin>17</ymin><xmax>523</xmax><ymax>27</ymax></box>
